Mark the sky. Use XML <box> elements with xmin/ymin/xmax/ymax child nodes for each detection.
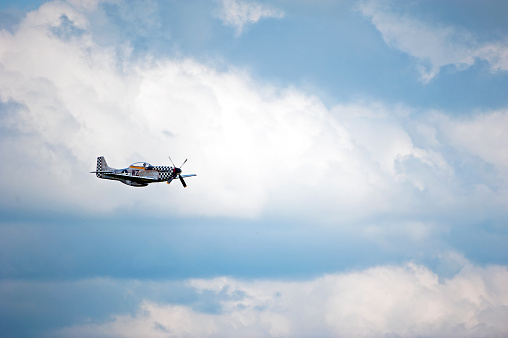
<box><xmin>0</xmin><ymin>0</ymin><xmax>507</xmax><ymax>336</ymax></box>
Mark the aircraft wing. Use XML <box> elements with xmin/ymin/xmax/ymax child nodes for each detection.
<box><xmin>95</xmin><ymin>172</ymin><xmax>159</xmax><ymax>183</ymax></box>
<box><xmin>180</xmin><ymin>174</ymin><xmax>197</xmax><ymax>178</ymax></box>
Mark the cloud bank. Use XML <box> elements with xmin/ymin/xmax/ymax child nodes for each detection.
<box><xmin>54</xmin><ymin>261</ymin><xmax>508</xmax><ymax>337</ymax></box>
<box><xmin>1</xmin><ymin>0</ymin><xmax>507</xmax><ymax>224</ymax></box>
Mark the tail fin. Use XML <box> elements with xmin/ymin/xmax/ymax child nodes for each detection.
<box><xmin>96</xmin><ymin>156</ymin><xmax>110</xmax><ymax>178</ymax></box>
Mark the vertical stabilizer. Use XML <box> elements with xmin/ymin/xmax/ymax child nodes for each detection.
<box><xmin>96</xmin><ymin>156</ymin><xmax>110</xmax><ymax>178</ymax></box>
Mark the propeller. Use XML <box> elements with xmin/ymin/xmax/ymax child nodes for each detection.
<box><xmin>168</xmin><ymin>156</ymin><xmax>189</xmax><ymax>188</ymax></box>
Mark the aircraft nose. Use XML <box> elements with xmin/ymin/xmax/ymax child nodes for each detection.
<box><xmin>174</xmin><ymin>168</ymin><xmax>182</xmax><ymax>174</ymax></box>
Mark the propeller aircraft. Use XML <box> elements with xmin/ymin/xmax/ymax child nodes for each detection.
<box><xmin>91</xmin><ymin>156</ymin><xmax>196</xmax><ymax>187</ymax></box>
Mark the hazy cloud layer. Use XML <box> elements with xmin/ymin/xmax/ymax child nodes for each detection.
<box><xmin>53</xmin><ymin>261</ymin><xmax>508</xmax><ymax>337</ymax></box>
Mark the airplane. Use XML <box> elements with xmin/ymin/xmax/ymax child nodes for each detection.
<box><xmin>90</xmin><ymin>156</ymin><xmax>196</xmax><ymax>187</ymax></box>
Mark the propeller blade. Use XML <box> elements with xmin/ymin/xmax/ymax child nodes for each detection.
<box><xmin>179</xmin><ymin>175</ymin><xmax>187</xmax><ymax>188</ymax></box>
<box><xmin>180</xmin><ymin>159</ymin><xmax>188</xmax><ymax>168</ymax></box>
<box><xmin>168</xmin><ymin>155</ymin><xmax>176</xmax><ymax>167</ymax></box>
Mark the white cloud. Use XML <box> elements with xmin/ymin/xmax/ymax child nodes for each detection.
<box><xmin>446</xmin><ymin>112</ymin><xmax>508</xmax><ymax>174</ymax></box>
<box><xmin>54</xmin><ymin>261</ymin><xmax>508</xmax><ymax>337</ymax></box>
<box><xmin>0</xmin><ymin>1</ymin><xmax>507</xmax><ymax>223</ymax></box>
<box><xmin>359</xmin><ymin>0</ymin><xmax>508</xmax><ymax>82</ymax></box>
<box><xmin>215</xmin><ymin>0</ymin><xmax>284</xmax><ymax>36</ymax></box>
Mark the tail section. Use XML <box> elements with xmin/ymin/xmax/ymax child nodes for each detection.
<box><xmin>96</xmin><ymin>156</ymin><xmax>111</xmax><ymax>178</ymax></box>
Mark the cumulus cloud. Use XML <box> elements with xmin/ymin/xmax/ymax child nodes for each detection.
<box><xmin>214</xmin><ymin>0</ymin><xmax>284</xmax><ymax>36</ymax></box>
<box><xmin>54</xmin><ymin>261</ymin><xmax>508</xmax><ymax>337</ymax></box>
<box><xmin>1</xmin><ymin>1</ymin><xmax>507</xmax><ymax>223</ymax></box>
<box><xmin>359</xmin><ymin>0</ymin><xmax>508</xmax><ymax>82</ymax></box>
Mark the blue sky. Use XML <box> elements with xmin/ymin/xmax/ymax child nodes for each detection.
<box><xmin>1</xmin><ymin>0</ymin><xmax>507</xmax><ymax>336</ymax></box>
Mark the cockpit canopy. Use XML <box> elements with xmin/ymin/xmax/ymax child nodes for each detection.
<box><xmin>129</xmin><ymin>162</ymin><xmax>153</xmax><ymax>170</ymax></box>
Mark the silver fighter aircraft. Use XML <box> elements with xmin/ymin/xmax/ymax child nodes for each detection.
<box><xmin>91</xmin><ymin>156</ymin><xmax>196</xmax><ymax>187</ymax></box>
